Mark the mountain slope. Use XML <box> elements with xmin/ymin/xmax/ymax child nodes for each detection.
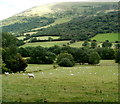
<box><xmin>1</xmin><ymin>2</ymin><xmax>118</xmax><ymax>37</ymax></box>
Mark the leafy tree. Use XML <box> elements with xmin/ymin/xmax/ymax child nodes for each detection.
<box><xmin>2</xmin><ymin>32</ymin><xmax>27</xmax><ymax>72</ymax></box>
<box><xmin>28</xmin><ymin>46</ymin><xmax>56</xmax><ymax>64</ymax></box>
<box><xmin>102</xmin><ymin>40</ymin><xmax>112</xmax><ymax>48</ymax></box>
<box><xmin>57</xmin><ymin>52</ymin><xmax>75</xmax><ymax>67</ymax></box>
<box><xmin>115</xmin><ymin>49</ymin><xmax>120</xmax><ymax>64</ymax></box>
<box><xmin>91</xmin><ymin>41</ymin><xmax>97</xmax><ymax>48</ymax></box>
<box><xmin>88</xmin><ymin>52</ymin><xmax>101</xmax><ymax>64</ymax></box>
<box><xmin>82</xmin><ymin>41</ymin><xmax>90</xmax><ymax>47</ymax></box>
<box><xmin>58</xmin><ymin>58</ymin><xmax>74</xmax><ymax>67</ymax></box>
<box><xmin>96</xmin><ymin>47</ymin><xmax>115</xmax><ymax>59</ymax></box>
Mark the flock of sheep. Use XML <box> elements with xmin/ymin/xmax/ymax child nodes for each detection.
<box><xmin>4</xmin><ymin>72</ymin><xmax>35</xmax><ymax>78</ymax></box>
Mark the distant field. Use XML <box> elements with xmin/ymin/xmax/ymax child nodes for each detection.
<box><xmin>2</xmin><ymin>60</ymin><xmax>118</xmax><ymax>102</ymax></box>
<box><xmin>36</xmin><ymin>36</ymin><xmax>60</xmax><ymax>40</ymax></box>
<box><xmin>21</xmin><ymin>41</ymin><xmax>70</xmax><ymax>48</ymax></box>
<box><xmin>17</xmin><ymin>36</ymin><xmax>26</xmax><ymax>40</ymax></box>
<box><xmin>69</xmin><ymin>41</ymin><xmax>84</xmax><ymax>48</ymax></box>
<box><xmin>91</xmin><ymin>33</ymin><xmax>119</xmax><ymax>42</ymax></box>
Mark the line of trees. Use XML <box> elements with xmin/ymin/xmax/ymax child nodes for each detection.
<box><xmin>2</xmin><ymin>32</ymin><xmax>120</xmax><ymax>73</ymax></box>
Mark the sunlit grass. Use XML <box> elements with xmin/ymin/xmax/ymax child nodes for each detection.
<box><xmin>2</xmin><ymin>60</ymin><xmax>118</xmax><ymax>102</ymax></box>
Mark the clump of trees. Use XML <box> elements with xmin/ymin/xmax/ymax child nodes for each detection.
<box><xmin>57</xmin><ymin>52</ymin><xmax>75</xmax><ymax>67</ymax></box>
<box><xmin>28</xmin><ymin>46</ymin><xmax>56</xmax><ymax>64</ymax></box>
<box><xmin>2</xmin><ymin>32</ymin><xmax>27</xmax><ymax>73</ymax></box>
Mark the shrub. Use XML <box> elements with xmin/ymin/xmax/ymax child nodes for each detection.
<box><xmin>57</xmin><ymin>52</ymin><xmax>75</xmax><ymax>67</ymax></box>
<box><xmin>2</xmin><ymin>63</ymin><xmax>11</xmax><ymax>74</ymax></box>
<box><xmin>88</xmin><ymin>52</ymin><xmax>101</xmax><ymax>65</ymax></box>
<box><xmin>58</xmin><ymin>58</ymin><xmax>74</xmax><ymax>67</ymax></box>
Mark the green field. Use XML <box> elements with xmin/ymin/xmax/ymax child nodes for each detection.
<box><xmin>2</xmin><ymin>60</ymin><xmax>118</xmax><ymax>102</ymax></box>
<box><xmin>36</xmin><ymin>36</ymin><xmax>60</xmax><ymax>40</ymax></box>
<box><xmin>91</xmin><ymin>33</ymin><xmax>119</xmax><ymax>42</ymax></box>
<box><xmin>69</xmin><ymin>41</ymin><xmax>84</xmax><ymax>48</ymax></box>
<box><xmin>21</xmin><ymin>41</ymin><xmax>70</xmax><ymax>48</ymax></box>
<box><xmin>17</xmin><ymin>36</ymin><xmax>26</xmax><ymax>40</ymax></box>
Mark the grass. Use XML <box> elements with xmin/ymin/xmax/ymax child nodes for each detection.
<box><xmin>21</xmin><ymin>41</ymin><xmax>70</xmax><ymax>48</ymax></box>
<box><xmin>2</xmin><ymin>60</ymin><xmax>118</xmax><ymax>102</ymax></box>
<box><xmin>91</xmin><ymin>33</ymin><xmax>119</xmax><ymax>42</ymax></box>
<box><xmin>17</xmin><ymin>36</ymin><xmax>26</xmax><ymax>40</ymax></box>
<box><xmin>36</xmin><ymin>36</ymin><xmax>60</xmax><ymax>40</ymax></box>
<box><xmin>69</xmin><ymin>41</ymin><xmax>84</xmax><ymax>48</ymax></box>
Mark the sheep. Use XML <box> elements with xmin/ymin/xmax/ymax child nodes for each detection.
<box><xmin>27</xmin><ymin>73</ymin><xmax>35</xmax><ymax>78</ymax></box>
<box><xmin>4</xmin><ymin>72</ymin><xmax>9</xmax><ymax>76</ymax></box>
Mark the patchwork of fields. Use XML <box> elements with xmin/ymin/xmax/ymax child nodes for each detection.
<box><xmin>2</xmin><ymin>60</ymin><xmax>118</xmax><ymax>102</ymax></box>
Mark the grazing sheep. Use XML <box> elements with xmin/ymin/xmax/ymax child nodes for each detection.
<box><xmin>28</xmin><ymin>73</ymin><xmax>35</xmax><ymax>78</ymax></box>
<box><xmin>5</xmin><ymin>72</ymin><xmax>9</xmax><ymax>76</ymax></box>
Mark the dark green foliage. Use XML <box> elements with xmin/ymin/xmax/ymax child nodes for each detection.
<box><xmin>88</xmin><ymin>52</ymin><xmax>101</xmax><ymax>64</ymax></box>
<box><xmin>2</xmin><ymin>32</ymin><xmax>28</xmax><ymax>72</ymax></box>
<box><xmin>102</xmin><ymin>40</ymin><xmax>112</xmax><ymax>48</ymax></box>
<box><xmin>28</xmin><ymin>46</ymin><xmax>56</xmax><ymax>64</ymax></box>
<box><xmin>33</xmin><ymin>11</ymin><xmax>118</xmax><ymax>40</ymax></box>
<box><xmin>57</xmin><ymin>52</ymin><xmax>75</xmax><ymax>67</ymax></box>
<box><xmin>58</xmin><ymin>58</ymin><xmax>74</xmax><ymax>67</ymax></box>
<box><xmin>91</xmin><ymin>41</ymin><xmax>97</xmax><ymax>49</ymax></box>
<box><xmin>2</xmin><ymin>17</ymin><xmax>55</xmax><ymax>33</ymax></box>
<box><xmin>96</xmin><ymin>47</ymin><xmax>115</xmax><ymax>59</ymax></box>
<box><xmin>82</xmin><ymin>41</ymin><xmax>90</xmax><ymax>47</ymax></box>
<box><xmin>2</xmin><ymin>63</ymin><xmax>11</xmax><ymax>73</ymax></box>
<box><xmin>5</xmin><ymin>54</ymin><xmax>27</xmax><ymax>73</ymax></box>
<box><xmin>115</xmin><ymin>43</ymin><xmax>120</xmax><ymax>49</ymax></box>
<box><xmin>115</xmin><ymin>49</ymin><xmax>120</xmax><ymax>64</ymax></box>
<box><xmin>16</xmin><ymin>39</ymin><xmax>25</xmax><ymax>46</ymax></box>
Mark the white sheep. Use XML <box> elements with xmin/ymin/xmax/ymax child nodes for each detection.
<box><xmin>5</xmin><ymin>72</ymin><xmax>9</xmax><ymax>76</ymax></box>
<box><xmin>28</xmin><ymin>73</ymin><xmax>35</xmax><ymax>78</ymax></box>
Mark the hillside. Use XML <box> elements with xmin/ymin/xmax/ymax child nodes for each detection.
<box><xmin>1</xmin><ymin>2</ymin><xmax>118</xmax><ymax>36</ymax></box>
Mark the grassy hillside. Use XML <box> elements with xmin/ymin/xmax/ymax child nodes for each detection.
<box><xmin>91</xmin><ymin>33</ymin><xmax>119</xmax><ymax>42</ymax></box>
<box><xmin>2</xmin><ymin>60</ymin><xmax>118</xmax><ymax>102</ymax></box>
<box><xmin>1</xmin><ymin>2</ymin><xmax>118</xmax><ymax>34</ymax></box>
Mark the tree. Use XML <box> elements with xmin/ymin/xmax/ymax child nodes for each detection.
<box><xmin>57</xmin><ymin>52</ymin><xmax>75</xmax><ymax>67</ymax></box>
<box><xmin>2</xmin><ymin>32</ymin><xmax>28</xmax><ymax>72</ymax></box>
<box><xmin>91</xmin><ymin>41</ymin><xmax>97</xmax><ymax>48</ymax></box>
<box><xmin>28</xmin><ymin>46</ymin><xmax>56</xmax><ymax>64</ymax></box>
<box><xmin>88</xmin><ymin>52</ymin><xmax>101</xmax><ymax>65</ymax></box>
<box><xmin>115</xmin><ymin>49</ymin><xmax>120</xmax><ymax>64</ymax></box>
<box><xmin>82</xmin><ymin>41</ymin><xmax>90</xmax><ymax>47</ymax></box>
<box><xmin>96</xmin><ymin>47</ymin><xmax>115</xmax><ymax>59</ymax></box>
<box><xmin>102</xmin><ymin>40</ymin><xmax>112</xmax><ymax>48</ymax></box>
<box><xmin>58</xmin><ymin>58</ymin><xmax>74</xmax><ymax>67</ymax></box>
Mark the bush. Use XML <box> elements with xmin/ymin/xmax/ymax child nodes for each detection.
<box><xmin>2</xmin><ymin>63</ymin><xmax>11</xmax><ymax>74</ymax></box>
<box><xmin>115</xmin><ymin>49</ymin><xmax>120</xmax><ymax>64</ymax></box>
<box><xmin>88</xmin><ymin>52</ymin><xmax>101</xmax><ymax>65</ymax></box>
<box><xmin>57</xmin><ymin>52</ymin><xmax>75</xmax><ymax>67</ymax></box>
<box><xmin>58</xmin><ymin>58</ymin><xmax>74</xmax><ymax>67</ymax></box>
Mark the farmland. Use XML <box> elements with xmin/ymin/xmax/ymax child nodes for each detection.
<box><xmin>91</xmin><ymin>33</ymin><xmax>119</xmax><ymax>42</ymax></box>
<box><xmin>21</xmin><ymin>41</ymin><xmax>70</xmax><ymax>48</ymax></box>
<box><xmin>2</xmin><ymin>60</ymin><xmax>118</xmax><ymax>102</ymax></box>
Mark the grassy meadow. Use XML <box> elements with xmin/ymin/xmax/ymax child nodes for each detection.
<box><xmin>21</xmin><ymin>41</ymin><xmax>69</xmax><ymax>48</ymax></box>
<box><xmin>91</xmin><ymin>33</ymin><xmax>119</xmax><ymax>42</ymax></box>
<box><xmin>2</xmin><ymin>60</ymin><xmax>118</xmax><ymax>102</ymax></box>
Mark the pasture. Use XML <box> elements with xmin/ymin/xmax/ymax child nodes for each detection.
<box><xmin>2</xmin><ymin>60</ymin><xmax>118</xmax><ymax>102</ymax></box>
<box><xmin>91</xmin><ymin>33</ymin><xmax>119</xmax><ymax>42</ymax></box>
<box><xmin>21</xmin><ymin>41</ymin><xmax>70</xmax><ymax>48</ymax></box>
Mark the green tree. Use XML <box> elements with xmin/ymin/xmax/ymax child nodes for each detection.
<box><xmin>115</xmin><ymin>49</ymin><xmax>120</xmax><ymax>64</ymax></box>
<box><xmin>58</xmin><ymin>58</ymin><xmax>74</xmax><ymax>67</ymax></box>
<box><xmin>91</xmin><ymin>41</ymin><xmax>97</xmax><ymax>48</ymax></box>
<box><xmin>82</xmin><ymin>41</ymin><xmax>90</xmax><ymax>47</ymax></box>
<box><xmin>102</xmin><ymin>40</ymin><xmax>112</xmax><ymax>48</ymax></box>
<box><xmin>2</xmin><ymin>32</ymin><xmax>27</xmax><ymax>72</ymax></box>
<box><xmin>88</xmin><ymin>52</ymin><xmax>101</xmax><ymax>65</ymax></box>
<box><xmin>57</xmin><ymin>52</ymin><xmax>75</xmax><ymax>67</ymax></box>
